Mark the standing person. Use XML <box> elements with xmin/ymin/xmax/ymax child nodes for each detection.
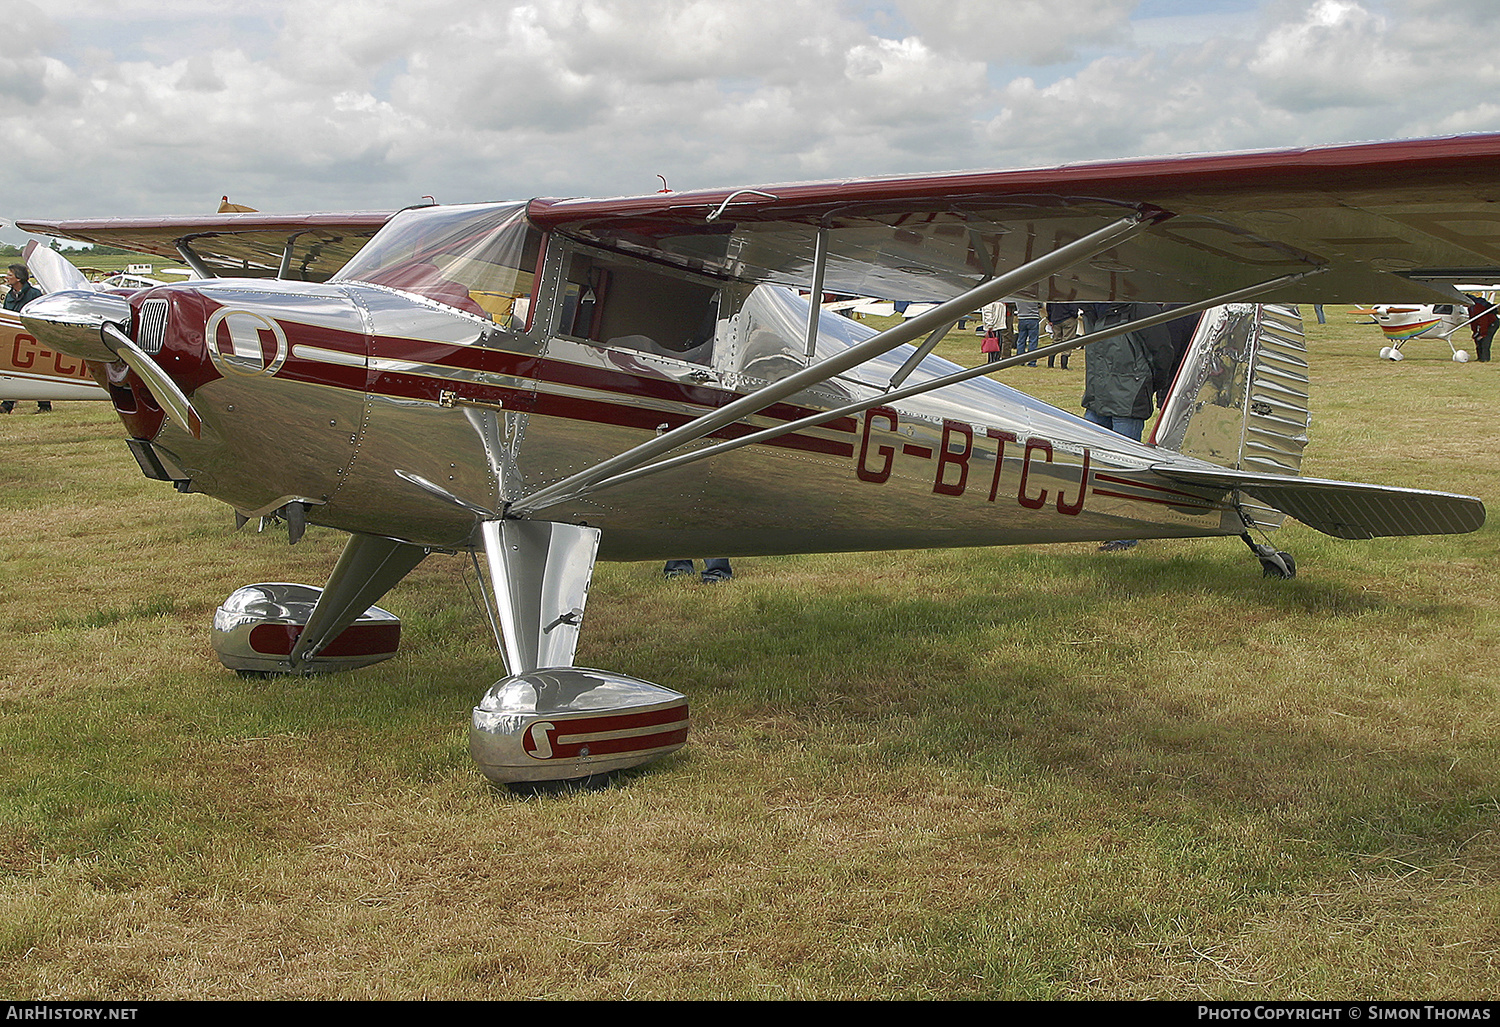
<box><xmin>1015</xmin><ymin>300</ymin><xmax>1041</xmax><ymax>366</ymax></box>
<box><xmin>3</xmin><ymin>265</ymin><xmax>48</xmax><ymax>414</ymax></box>
<box><xmin>1139</xmin><ymin>304</ymin><xmax>1201</xmax><ymax>409</ymax></box>
<box><xmin>1080</xmin><ymin>303</ymin><xmax>1156</xmax><ymax>552</ymax></box>
<box><xmin>4</xmin><ymin>265</ymin><xmax>41</xmax><ymax>312</ymax></box>
<box><xmin>980</xmin><ymin>301</ymin><xmax>1005</xmax><ymax>363</ymax></box>
<box><xmin>999</xmin><ymin>302</ymin><xmax>1017</xmax><ymax>360</ymax></box>
<box><xmin>1045</xmin><ymin>303</ymin><xmax>1080</xmax><ymax>368</ymax></box>
<box><xmin>1467</xmin><ymin>294</ymin><xmax>1497</xmax><ymax>362</ymax></box>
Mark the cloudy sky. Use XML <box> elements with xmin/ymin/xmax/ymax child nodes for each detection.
<box><xmin>4</xmin><ymin>0</ymin><xmax>1499</xmax><ymax>246</ymax></box>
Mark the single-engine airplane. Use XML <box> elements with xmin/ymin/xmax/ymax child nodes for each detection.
<box><xmin>17</xmin><ymin>134</ymin><xmax>1497</xmax><ymax>786</ymax></box>
<box><xmin>1354</xmin><ymin>292</ymin><xmax>1498</xmax><ymax>361</ymax></box>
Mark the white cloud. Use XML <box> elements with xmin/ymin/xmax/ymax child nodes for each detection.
<box><xmin>891</xmin><ymin>0</ymin><xmax>1134</xmax><ymax>65</ymax></box>
<box><xmin>1248</xmin><ymin>0</ymin><xmax>1406</xmax><ymax>111</ymax></box>
<box><xmin>4</xmin><ymin>0</ymin><xmax>1500</xmax><ymax>246</ymax></box>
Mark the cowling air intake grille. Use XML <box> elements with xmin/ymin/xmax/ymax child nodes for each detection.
<box><xmin>135</xmin><ymin>298</ymin><xmax>169</xmax><ymax>355</ymax></box>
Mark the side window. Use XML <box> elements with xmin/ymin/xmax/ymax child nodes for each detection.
<box><xmin>557</xmin><ymin>250</ymin><xmax>720</xmax><ymax>365</ymax></box>
<box><xmin>462</xmin><ymin>227</ymin><xmax>542</xmax><ymax>327</ymax></box>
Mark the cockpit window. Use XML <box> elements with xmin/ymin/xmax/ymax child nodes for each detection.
<box><xmin>335</xmin><ymin>202</ymin><xmax>541</xmax><ymax>325</ymax></box>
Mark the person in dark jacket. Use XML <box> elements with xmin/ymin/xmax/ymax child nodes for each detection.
<box><xmin>1146</xmin><ymin>305</ymin><xmax>1202</xmax><ymax>407</ymax></box>
<box><xmin>1080</xmin><ymin>303</ymin><xmax>1159</xmax><ymax>551</ymax></box>
<box><xmin>1080</xmin><ymin>303</ymin><xmax>1154</xmax><ymax>440</ymax></box>
<box><xmin>3</xmin><ymin>265</ymin><xmax>48</xmax><ymax>413</ymax></box>
<box><xmin>3</xmin><ymin>265</ymin><xmax>40</xmax><ymax>312</ymax></box>
<box><xmin>1467</xmin><ymin>294</ymin><xmax>1497</xmax><ymax>362</ymax></box>
<box><xmin>1045</xmin><ymin>303</ymin><xmax>1081</xmax><ymax>368</ymax></box>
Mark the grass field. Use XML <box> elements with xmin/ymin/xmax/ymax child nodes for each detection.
<box><xmin>0</xmin><ymin>307</ymin><xmax>1496</xmax><ymax>999</ymax></box>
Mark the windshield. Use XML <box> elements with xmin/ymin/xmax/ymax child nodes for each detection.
<box><xmin>335</xmin><ymin>202</ymin><xmax>540</xmax><ymax>323</ymax></box>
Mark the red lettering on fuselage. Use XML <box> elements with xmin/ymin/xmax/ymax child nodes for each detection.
<box><xmin>10</xmin><ymin>333</ymin><xmax>32</xmax><ymax>369</ymax></box>
<box><xmin>986</xmin><ymin>428</ymin><xmax>1016</xmax><ymax>501</ymax></box>
<box><xmin>1056</xmin><ymin>448</ymin><xmax>1091</xmax><ymax>516</ymax></box>
<box><xmin>9</xmin><ymin>331</ymin><xmax>85</xmax><ymax>378</ymax></box>
<box><xmin>857</xmin><ymin>407</ymin><xmax>898</xmax><ymax>483</ymax></box>
<box><xmin>1018</xmin><ymin>438</ymin><xmax>1052</xmax><ymax>509</ymax></box>
<box><xmin>933</xmin><ymin>419</ymin><xmax>972</xmax><ymax>496</ymax></box>
<box><xmin>853</xmin><ymin>411</ymin><xmax>1091</xmax><ymax>516</ymax></box>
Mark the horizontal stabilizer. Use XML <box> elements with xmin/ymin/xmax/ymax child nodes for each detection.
<box><xmin>1151</xmin><ymin>464</ymin><xmax>1485</xmax><ymax>539</ymax></box>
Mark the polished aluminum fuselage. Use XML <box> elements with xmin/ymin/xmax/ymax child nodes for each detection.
<box><xmin>116</xmin><ymin>272</ymin><xmax>1241</xmax><ymax>560</ymax></box>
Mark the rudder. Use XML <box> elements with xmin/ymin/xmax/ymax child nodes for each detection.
<box><xmin>1151</xmin><ymin>303</ymin><xmax>1310</xmax><ymax>530</ymax></box>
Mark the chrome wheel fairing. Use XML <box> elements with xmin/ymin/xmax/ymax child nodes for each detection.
<box><xmin>470</xmin><ymin>668</ymin><xmax>688</xmax><ymax>784</ymax></box>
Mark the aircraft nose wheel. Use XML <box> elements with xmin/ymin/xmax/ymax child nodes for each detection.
<box><xmin>1239</xmin><ymin>532</ymin><xmax>1296</xmax><ymax>579</ymax></box>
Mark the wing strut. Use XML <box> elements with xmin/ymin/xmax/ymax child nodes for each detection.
<box><xmin>803</xmin><ymin>225</ymin><xmax>829</xmax><ymax>359</ymax></box>
<box><xmin>535</xmin><ymin>269</ymin><xmax>1324</xmax><ymax>508</ymax></box>
<box><xmin>889</xmin><ymin>318</ymin><xmax>961</xmax><ymax>388</ymax></box>
<box><xmin>508</xmin><ymin>211</ymin><xmax>1164</xmax><ymax>516</ymax></box>
<box><xmin>175</xmin><ymin>239</ymin><xmax>213</xmax><ymax>279</ymax></box>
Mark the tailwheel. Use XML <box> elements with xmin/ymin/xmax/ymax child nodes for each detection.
<box><xmin>1260</xmin><ymin>549</ymin><xmax>1296</xmax><ymax>579</ymax></box>
<box><xmin>1240</xmin><ymin>532</ymin><xmax>1296</xmax><ymax>579</ymax></box>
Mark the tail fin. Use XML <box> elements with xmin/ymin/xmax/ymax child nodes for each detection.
<box><xmin>1151</xmin><ymin>303</ymin><xmax>1484</xmax><ymax>539</ymax></box>
<box><xmin>1152</xmin><ymin>303</ymin><xmax>1310</xmax><ymax>530</ymax></box>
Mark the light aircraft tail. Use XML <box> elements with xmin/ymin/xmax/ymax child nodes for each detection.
<box><xmin>1151</xmin><ymin>304</ymin><xmax>1484</xmax><ymax>538</ymax></box>
<box><xmin>1152</xmin><ymin>303</ymin><xmax>1310</xmax><ymax>531</ymax></box>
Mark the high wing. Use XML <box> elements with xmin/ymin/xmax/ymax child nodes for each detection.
<box><xmin>14</xmin><ymin>210</ymin><xmax>394</xmax><ymax>282</ymax></box>
<box><xmin>528</xmin><ymin>133</ymin><xmax>1500</xmax><ymax>305</ymax></box>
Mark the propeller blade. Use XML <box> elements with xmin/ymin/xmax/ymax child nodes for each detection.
<box><xmin>22</xmin><ymin>240</ymin><xmax>92</xmax><ymax>294</ymax></box>
<box><xmin>101</xmin><ymin>323</ymin><xmax>203</xmax><ymax>439</ymax></box>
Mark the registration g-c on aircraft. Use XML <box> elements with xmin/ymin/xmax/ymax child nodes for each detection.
<box><xmin>17</xmin><ymin>134</ymin><xmax>1495</xmax><ymax>786</ymax></box>
<box><xmin>1</xmin><ymin>301</ymin><xmax>106</xmax><ymax>404</ymax></box>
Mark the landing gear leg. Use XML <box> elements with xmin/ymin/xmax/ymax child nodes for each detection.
<box><xmin>468</xmin><ymin>519</ymin><xmax>688</xmax><ymax>787</ymax></box>
<box><xmin>1240</xmin><ymin>531</ymin><xmax>1296</xmax><ymax>579</ymax></box>
<box><xmin>290</xmin><ymin>533</ymin><xmax>430</xmax><ymax>666</ymax></box>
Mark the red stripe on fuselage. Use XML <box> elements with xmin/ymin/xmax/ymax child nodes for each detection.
<box><xmin>368</xmin><ymin>367</ymin><xmax>854</xmax><ymax>456</ymax></box>
<box><xmin>1090</xmin><ymin>471</ymin><xmax>1225</xmax><ymax>511</ymax></box>
<box><xmin>258</xmin><ymin>319</ymin><xmax>857</xmax><ymax>457</ymax></box>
